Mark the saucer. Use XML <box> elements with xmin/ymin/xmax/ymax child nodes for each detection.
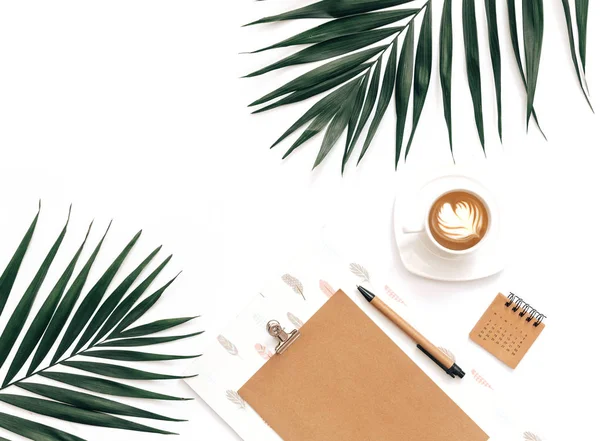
<box><xmin>393</xmin><ymin>173</ymin><xmax>505</xmax><ymax>282</ymax></box>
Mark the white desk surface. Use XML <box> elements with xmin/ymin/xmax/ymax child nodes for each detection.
<box><xmin>0</xmin><ymin>1</ymin><xmax>598</xmax><ymax>440</ymax></box>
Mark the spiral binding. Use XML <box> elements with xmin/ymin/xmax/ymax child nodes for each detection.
<box><xmin>505</xmin><ymin>293</ymin><xmax>546</xmax><ymax>327</ymax></box>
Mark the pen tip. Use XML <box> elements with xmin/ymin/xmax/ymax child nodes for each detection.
<box><xmin>357</xmin><ymin>285</ymin><xmax>375</xmax><ymax>302</ymax></box>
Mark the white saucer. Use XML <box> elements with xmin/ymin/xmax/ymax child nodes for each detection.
<box><xmin>393</xmin><ymin>173</ymin><xmax>505</xmax><ymax>282</ymax></box>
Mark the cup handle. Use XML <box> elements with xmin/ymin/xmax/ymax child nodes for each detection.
<box><xmin>402</xmin><ymin>223</ymin><xmax>425</xmax><ymax>234</ymax></box>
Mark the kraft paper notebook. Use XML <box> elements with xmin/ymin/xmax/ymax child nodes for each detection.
<box><xmin>239</xmin><ymin>290</ymin><xmax>489</xmax><ymax>441</ymax></box>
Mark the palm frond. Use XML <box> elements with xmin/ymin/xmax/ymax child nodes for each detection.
<box><xmin>245</xmin><ymin>0</ymin><xmax>594</xmax><ymax>169</ymax></box>
<box><xmin>0</xmin><ymin>204</ymin><xmax>200</xmax><ymax>440</ymax></box>
<box><xmin>561</xmin><ymin>0</ymin><xmax>593</xmax><ymax>110</ymax></box>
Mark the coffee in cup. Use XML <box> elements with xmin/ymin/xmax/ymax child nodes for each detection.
<box><xmin>428</xmin><ymin>190</ymin><xmax>489</xmax><ymax>252</ymax></box>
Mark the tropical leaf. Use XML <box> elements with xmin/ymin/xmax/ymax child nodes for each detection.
<box><xmin>358</xmin><ymin>38</ymin><xmax>399</xmax><ymax>164</ymax></box>
<box><xmin>246</xmin><ymin>27</ymin><xmax>403</xmax><ymax>78</ymax></box>
<box><xmin>439</xmin><ymin>0</ymin><xmax>453</xmax><ymax>154</ymax></box>
<box><xmin>462</xmin><ymin>0</ymin><xmax>485</xmax><ymax>152</ymax></box>
<box><xmin>246</xmin><ymin>0</ymin><xmax>594</xmax><ymax>169</ymax></box>
<box><xmin>396</xmin><ymin>22</ymin><xmax>414</xmax><ymax>167</ymax></box>
<box><xmin>0</xmin><ymin>204</ymin><xmax>200</xmax><ymax>440</ymax></box>
<box><xmin>245</xmin><ymin>0</ymin><xmax>417</xmax><ymax>26</ymax></box>
<box><xmin>61</xmin><ymin>360</ymin><xmax>195</xmax><ymax>381</ymax></box>
<box><xmin>485</xmin><ymin>0</ymin><xmax>502</xmax><ymax>141</ymax></box>
<box><xmin>561</xmin><ymin>0</ymin><xmax>593</xmax><ymax>110</ymax></box>
<box><xmin>251</xmin><ymin>9</ymin><xmax>420</xmax><ymax>52</ymax></box>
<box><xmin>404</xmin><ymin>3</ymin><xmax>433</xmax><ymax>159</ymax></box>
<box><xmin>522</xmin><ymin>0</ymin><xmax>545</xmax><ymax>128</ymax></box>
<box><xmin>575</xmin><ymin>0</ymin><xmax>589</xmax><ymax>72</ymax></box>
<box><xmin>343</xmin><ymin>60</ymin><xmax>381</xmax><ymax>171</ymax></box>
<box><xmin>506</xmin><ymin>0</ymin><xmax>546</xmax><ymax>138</ymax></box>
<box><xmin>314</xmin><ymin>81</ymin><xmax>361</xmax><ymax>168</ymax></box>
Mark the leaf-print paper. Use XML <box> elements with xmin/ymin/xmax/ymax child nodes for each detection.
<box><xmin>282</xmin><ymin>274</ymin><xmax>306</xmax><ymax>300</ymax></box>
<box><xmin>471</xmin><ymin>369</ymin><xmax>493</xmax><ymax>390</ymax></box>
<box><xmin>319</xmin><ymin>280</ymin><xmax>336</xmax><ymax>298</ymax></box>
<box><xmin>384</xmin><ymin>285</ymin><xmax>407</xmax><ymax>306</ymax></box>
<box><xmin>226</xmin><ymin>390</ymin><xmax>246</xmax><ymax>409</ymax></box>
<box><xmin>185</xmin><ymin>242</ymin><xmax>546</xmax><ymax>441</ymax></box>
<box><xmin>217</xmin><ymin>335</ymin><xmax>240</xmax><ymax>357</ymax></box>
<box><xmin>524</xmin><ymin>432</ymin><xmax>542</xmax><ymax>441</ymax></box>
<box><xmin>349</xmin><ymin>263</ymin><xmax>370</xmax><ymax>282</ymax></box>
<box><xmin>287</xmin><ymin>312</ymin><xmax>304</xmax><ymax>328</ymax></box>
<box><xmin>255</xmin><ymin>344</ymin><xmax>273</xmax><ymax>360</ymax></box>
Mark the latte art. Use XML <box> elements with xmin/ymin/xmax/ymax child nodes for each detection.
<box><xmin>428</xmin><ymin>191</ymin><xmax>489</xmax><ymax>251</ymax></box>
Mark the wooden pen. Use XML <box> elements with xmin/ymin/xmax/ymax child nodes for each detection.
<box><xmin>357</xmin><ymin>286</ymin><xmax>465</xmax><ymax>379</ymax></box>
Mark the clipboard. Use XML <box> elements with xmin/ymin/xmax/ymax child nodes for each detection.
<box><xmin>239</xmin><ymin>290</ymin><xmax>489</xmax><ymax>441</ymax></box>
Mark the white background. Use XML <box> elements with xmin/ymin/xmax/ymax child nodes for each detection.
<box><xmin>0</xmin><ymin>0</ymin><xmax>598</xmax><ymax>440</ymax></box>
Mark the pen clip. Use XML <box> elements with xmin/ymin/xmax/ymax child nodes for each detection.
<box><xmin>267</xmin><ymin>320</ymin><xmax>300</xmax><ymax>355</ymax></box>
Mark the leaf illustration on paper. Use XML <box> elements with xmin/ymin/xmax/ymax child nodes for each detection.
<box><xmin>523</xmin><ymin>432</ymin><xmax>543</xmax><ymax>441</ymax></box>
<box><xmin>255</xmin><ymin>343</ymin><xmax>273</xmax><ymax>360</ymax></box>
<box><xmin>470</xmin><ymin>369</ymin><xmax>493</xmax><ymax>390</ymax></box>
<box><xmin>217</xmin><ymin>335</ymin><xmax>241</xmax><ymax>358</ymax></box>
<box><xmin>225</xmin><ymin>390</ymin><xmax>246</xmax><ymax>409</ymax></box>
<box><xmin>287</xmin><ymin>312</ymin><xmax>304</xmax><ymax>328</ymax></box>
<box><xmin>384</xmin><ymin>285</ymin><xmax>407</xmax><ymax>306</ymax></box>
<box><xmin>253</xmin><ymin>312</ymin><xmax>268</xmax><ymax>329</ymax></box>
<box><xmin>438</xmin><ymin>347</ymin><xmax>456</xmax><ymax>362</ymax></box>
<box><xmin>349</xmin><ymin>263</ymin><xmax>370</xmax><ymax>282</ymax></box>
<box><xmin>319</xmin><ymin>280</ymin><xmax>336</xmax><ymax>298</ymax></box>
<box><xmin>282</xmin><ymin>274</ymin><xmax>306</xmax><ymax>300</ymax></box>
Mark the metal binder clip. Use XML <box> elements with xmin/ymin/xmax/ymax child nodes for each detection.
<box><xmin>267</xmin><ymin>320</ymin><xmax>300</xmax><ymax>355</ymax></box>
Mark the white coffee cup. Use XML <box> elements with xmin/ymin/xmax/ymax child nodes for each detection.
<box><xmin>403</xmin><ymin>188</ymin><xmax>494</xmax><ymax>256</ymax></box>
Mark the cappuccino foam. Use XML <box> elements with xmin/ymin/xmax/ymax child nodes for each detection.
<box><xmin>428</xmin><ymin>190</ymin><xmax>489</xmax><ymax>251</ymax></box>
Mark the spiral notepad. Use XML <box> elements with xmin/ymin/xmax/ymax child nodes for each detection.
<box><xmin>470</xmin><ymin>293</ymin><xmax>546</xmax><ymax>369</ymax></box>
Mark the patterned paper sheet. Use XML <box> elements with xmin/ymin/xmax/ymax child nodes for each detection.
<box><xmin>185</xmin><ymin>245</ymin><xmax>549</xmax><ymax>441</ymax></box>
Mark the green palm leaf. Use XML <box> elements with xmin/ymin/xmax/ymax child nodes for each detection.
<box><xmin>0</xmin><ymin>394</ymin><xmax>174</xmax><ymax>435</ymax></box>
<box><xmin>485</xmin><ymin>0</ymin><xmax>502</xmax><ymax>141</ymax></box>
<box><xmin>83</xmin><ymin>349</ymin><xmax>200</xmax><ymax>362</ymax></box>
<box><xmin>439</xmin><ymin>0</ymin><xmax>453</xmax><ymax>156</ymax></box>
<box><xmin>0</xmin><ymin>202</ymin><xmax>40</xmax><ymax>317</ymax></box>
<box><xmin>91</xmin><ymin>255</ymin><xmax>173</xmax><ymax>346</ymax></box>
<box><xmin>0</xmin><ymin>411</ymin><xmax>85</xmax><ymax>441</ymax></box>
<box><xmin>4</xmin><ymin>221</ymin><xmax>91</xmax><ymax>386</ymax></box>
<box><xmin>72</xmin><ymin>246</ymin><xmax>161</xmax><ymax>354</ymax></box>
<box><xmin>245</xmin><ymin>0</ymin><xmax>416</xmax><ymax>26</ymax></box>
<box><xmin>343</xmin><ymin>60</ymin><xmax>381</xmax><ymax>171</ymax></box>
<box><xmin>358</xmin><ymin>39</ymin><xmax>399</xmax><ymax>164</ymax></box>
<box><xmin>0</xmin><ymin>204</ymin><xmax>200</xmax><ymax>440</ymax></box>
<box><xmin>55</xmin><ymin>230</ymin><xmax>142</xmax><ymax>361</ymax></box>
<box><xmin>251</xmin><ymin>8</ymin><xmax>420</xmax><ymax>52</ymax></box>
<box><xmin>506</xmin><ymin>0</ymin><xmax>546</xmax><ymax>138</ymax></box>
<box><xmin>396</xmin><ymin>22</ymin><xmax>415</xmax><ymax>167</ymax></box>
<box><xmin>462</xmin><ymin>0</ymin><xmax>485</xmax><ymax>152</ymax></box>
<box><xmin>522</xmin><ymin>0</ymin><xmax>544</xmax><ymax>128</ymax></box>
<box><xmin>61</xmin><ymin>360</ymin><xmax>196</xmax><ymax>381</ymax></box>
<box><xmin>246</xmin><ymin>27</ymin><xmax>402</xmax><ymax>78</ymax></box>
<box><xmin>29</xmin><ymin>222</ymin><xmax>111</xmax><ymax>375</ymax></box>
<box><xmin>575</xmin><ymin>0</ymin><xmax>589</xmax><ymax>72</ymax></box>
<box><xmin>0</xmin><ymin>209</ymin><xmax>70</xmax><ymax>372</ymax></box>
<box><xmin>40</xmin><ymin>372</ymin><xmax>191</xmax><ymax>401</ymax></box>
<box><xmin>247</xmin><ymin>0</ymin><xmax>593</xmax><ymax>169</ymax></box>
<box><xmin>561</xmin><ymin>0</ymin><xmax>593</xmax><ymax>110</ymax></box>
<box><xmin>405</xmin><ymin>4</ymin><xmax>433</xmax><ymax>159</ymax></box>
<box><xmin>314</xmin><ymin>80</ymin><xmax>361</xmax><ymax>169</ymax></box>
<box><xmin>18</xmin><ymin>382</ymin><xmax>183</xmax><ymax>422</ymax></box>
<box><xmin>98</xmin><ymin>331</ymin><xmax>204</xmax><ymax>347</ymax></box>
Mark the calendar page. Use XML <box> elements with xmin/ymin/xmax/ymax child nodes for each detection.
<box><xmin>469</xmin><ymin>293</ymin><xmax>546</xmax><ymax>369</ymax></box>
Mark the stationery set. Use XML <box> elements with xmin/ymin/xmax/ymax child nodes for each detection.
<box><xmin>187</xmin><ymin>172</ymin><xmax>549</xmax><ymax>440</ymax></box>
